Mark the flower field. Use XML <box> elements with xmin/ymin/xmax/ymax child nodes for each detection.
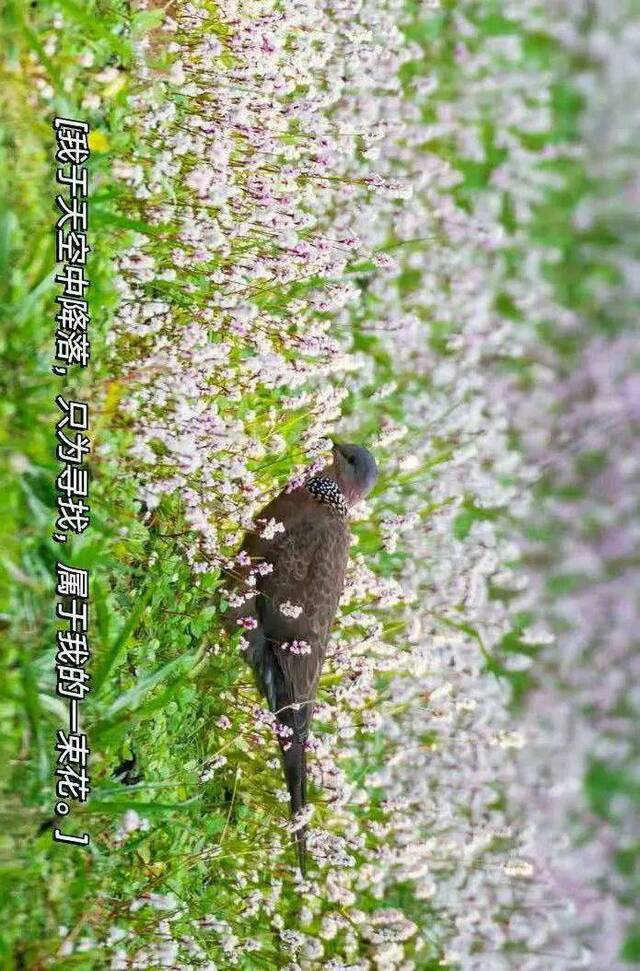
<box><xmin>1</xmin><ymin>1</ymin><xmax>638</xmax><ymax>969</ymax></box>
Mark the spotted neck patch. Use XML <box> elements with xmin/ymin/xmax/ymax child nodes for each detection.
<box><xmin>305</xmin><ymin>474</ymin><xmax>348</xmax><ymax>517</ymax></box>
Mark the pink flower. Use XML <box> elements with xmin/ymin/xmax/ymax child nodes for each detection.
<box><xmin>237</xmin><ymin>617</ymin><xmax>257</xmax><ymax>630</ymax></box>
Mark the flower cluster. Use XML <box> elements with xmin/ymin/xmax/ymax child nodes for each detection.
<box><xmin>91</xmin><ymin>0</ymin><xmax>638</xmax><ymax>968</ymax></box>
<box><xmin>279</xmin><ymin>640</ymin><xmax>312</xmax><ymax>656</ymax></box>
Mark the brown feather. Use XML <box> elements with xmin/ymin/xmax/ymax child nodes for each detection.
<box><xmin>223</xmin><ymin>485</ymin><xmax>350</xmax><ymax>874</ymax></box>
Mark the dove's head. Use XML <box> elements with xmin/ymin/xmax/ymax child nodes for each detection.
<box><xmin>331</xmin><ymin>442</ymin><xmax>378</xmax><ymax>504</ymax></box>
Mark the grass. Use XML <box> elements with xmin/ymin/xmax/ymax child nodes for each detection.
<box><xmin>1</xmin><ymin>0</ymin><xmax>638</xmax><ymax>967</ymax></box>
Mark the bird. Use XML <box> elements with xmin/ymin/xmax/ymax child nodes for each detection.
<box><xmin>223</xmin><ymin>442</ymin><xmax>378</xmax><ymax>876</ymax></box>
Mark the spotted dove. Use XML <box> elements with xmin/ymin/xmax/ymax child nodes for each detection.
<box><xmin>224</xmin><ymin>442</ymin><xmax>378</xmax><ymax>875</ymax></box>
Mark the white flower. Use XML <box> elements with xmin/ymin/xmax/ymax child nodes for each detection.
<box><xmin>259</xmin><ymin>518</ymin><xmax>285</xmax><ymax>540</ymax></box>
<box><xmin>279</xmin><ymin>601</ymin><xmax>303</xmax><ymax>619</ymax></box>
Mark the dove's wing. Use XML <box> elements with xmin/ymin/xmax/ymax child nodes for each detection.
<box><xmin>255</xmin><ymin>510</ymin><xmax>350</xmax><ymax>738</ymax></box>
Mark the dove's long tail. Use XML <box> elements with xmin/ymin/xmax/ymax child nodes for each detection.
<box><xmin>280</xmin><ymin>734</ymin><xmax>307</xmax><ymax>877</ymax></box>
<box><xmin>255</xmin><ymin>637</ymin><xmax>309</xmax><ymax>876</ymax></box>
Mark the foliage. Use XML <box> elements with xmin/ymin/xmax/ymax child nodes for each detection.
<box><xmin>1</xmin><ymin>0</ymin><xmax>638</xmax><ymax>969</ymax></box>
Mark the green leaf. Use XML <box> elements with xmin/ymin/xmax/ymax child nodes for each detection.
<box><xmin>91</xmin><ymin>577</ymin><xmax>158</xmax><ymax>695</ymax></box>
<box><xmin>621</xmin><ymin>926</ymin><xmax>640</xmax><ymax>963</ymax></box>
